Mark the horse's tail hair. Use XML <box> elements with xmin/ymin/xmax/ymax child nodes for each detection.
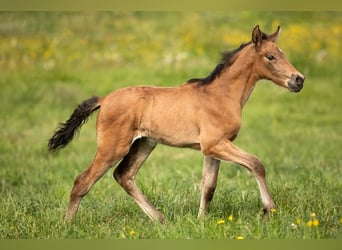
<box><xmin>48</xmin><ymin>96</ymin><xmax>101</xmax><ymax>152</ymax></box>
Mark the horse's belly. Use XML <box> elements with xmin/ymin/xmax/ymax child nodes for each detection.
<box><xmin>138</xmin><ymin>120</ymin><xmax>200</xmax><ymax>150</ymax></box>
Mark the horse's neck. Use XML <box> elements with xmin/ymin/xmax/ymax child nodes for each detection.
<box><xmin>239</xmin><ymin>71</ymin><xmax>259</xmax><ymax>107</ymax></box>
<box><xmin>212</xmin><ymin>60</ymin><xmax>259</xmax><ymax>108</ymax></box>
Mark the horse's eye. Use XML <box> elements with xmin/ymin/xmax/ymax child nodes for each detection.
<box><xmin>266</xmin><ymin>55</ymin><xmax>275</xmax><ymax>61</ymax></box>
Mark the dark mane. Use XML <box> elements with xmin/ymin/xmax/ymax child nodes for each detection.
<box><xmin>188</xmin><ymin>41</ymin><xmax>252</xmax><ymax>85</ymax></box>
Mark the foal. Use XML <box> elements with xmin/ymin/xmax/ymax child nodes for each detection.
<box><xmin>49</xmin><ymin>25</ymin><xmax>304</xmax><ymax>223</ymax></box>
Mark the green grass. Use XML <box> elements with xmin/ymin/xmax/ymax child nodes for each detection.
<box><xmin>0</xmin><ymin>12</ymin><xmax>341</xmax><ymax>239</ymax></box>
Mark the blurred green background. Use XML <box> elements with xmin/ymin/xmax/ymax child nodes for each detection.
<box><xmin>1</xmin><ymin>12</ymin><xmax>340</xmax><ymax>75</ymax></box>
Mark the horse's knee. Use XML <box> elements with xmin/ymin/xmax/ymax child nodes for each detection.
<box><xmin>250</xmin><ymin>156</ymin><xmax>266</xmax><ymax>177</ymax></box>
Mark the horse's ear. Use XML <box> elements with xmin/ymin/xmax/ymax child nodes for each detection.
<box><xmin>252</xmin><ymin>25</ymin><xmax>267</xmax><ymax>47</ymax></box>
<box><xmin>268</xmin><ymin>26</ymin><xmax>281</xmax><ymax>43</ymax></box>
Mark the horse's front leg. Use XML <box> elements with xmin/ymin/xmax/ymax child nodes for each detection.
<box><xmin>198</xmin><ymin>156</ymin><xmax>220</xmax><ymax>218</ymax></box>
<box><xmin>201</xmin><ymin>139</ymin><xmax>275</xmax><ymax>215</ymax></box>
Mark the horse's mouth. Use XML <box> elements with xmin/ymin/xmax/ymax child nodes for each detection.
<box><xmin>288</xmin><ymin>81</ymin><xmax>303</xmax><ymax>92</ymax></box>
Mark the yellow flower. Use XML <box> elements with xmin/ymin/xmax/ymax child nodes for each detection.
<box><xmin>295</xmin><ymin>218</ymin><xmax>302</xmax><ymax>225</ymax></box>
<box><xmin>310</xmin><ymin>213</ymin><xmax>317</xmax><ymax>217</ymax></box>
<box><xmin>237</xmin><ymin>236</ymin><xmax>244</xmax><ymax>240</ymax></box>
<box><xmin>270</xmin><ymin>208</ymin><xmax>276</xmax><ymax>213</ymax></box>
<box><xmin>129</xmin><ymin>229</ymin><xmax>136</xmax><ymax>236</ymax></box>
<box><xmin>217</xmin><ymin>219</ymin><xmax>225</xmax><ymax>225</ymax></box>
<box><xmin>228</xmin><ymin>214</ymin><xmax>233</xmax><ymax>222</ymax></box>
<box><xmin>339</xmin><ymin>218</ymin><xmax>342</xmax><ymax>224</ymax></box>
<box><xmin>312</xmin><ymin>219</ymin><xmax>319</xmax><ymax>227</ymax></box>
<box><xmin>306</xmin><ymin>220</ymin><xmax>313</xmax><ymax>227</ymax></box>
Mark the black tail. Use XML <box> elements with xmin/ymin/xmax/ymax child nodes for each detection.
<box><xmin>48</xmin><ymin>96</ymin><xmax>101</xmax><ymax>152</ymax></box>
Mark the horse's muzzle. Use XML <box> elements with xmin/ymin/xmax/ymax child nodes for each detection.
<box><xmin>287</xmin><ymin>74</ymin><xmax>304</xmax><ymax>92</ymax></box>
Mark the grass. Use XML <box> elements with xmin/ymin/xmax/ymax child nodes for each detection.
<box><xmin>0</xmin><ymin>12</ymin><xmax>341</xmax><ymax>239</ymax></box>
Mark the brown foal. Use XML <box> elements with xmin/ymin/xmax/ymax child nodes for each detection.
<box><xmin>48</xmin><ymin>25</ymin><xmax>304</xmax><ymax>223</ymax></box>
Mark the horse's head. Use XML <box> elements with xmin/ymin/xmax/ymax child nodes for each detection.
<box><xmin>252</xmin><ymin>25</ymin><xmax>304</xmax><ymax>92</ymax></box>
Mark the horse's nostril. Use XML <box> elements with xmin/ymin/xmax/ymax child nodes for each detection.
<box><xmin>295</xmin><ymin>75</ymin><xmax>304</xmax><ymax>85</ymax></box>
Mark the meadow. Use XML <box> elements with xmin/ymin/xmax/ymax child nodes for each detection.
<box><xmin>0</xmin><ymin>12</ymin><xmax>341</xmax><ymax>239</ymax></box>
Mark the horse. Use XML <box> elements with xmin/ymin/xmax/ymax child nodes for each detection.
<box><xmin>48</xmin><ymin>25</ymin><xmax>304</xmax><ymax>223</ymax></box>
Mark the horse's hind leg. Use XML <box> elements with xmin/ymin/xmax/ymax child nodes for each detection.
<box><xmin>66</xmin><ymin>136</ymin><xmax>131</xmax><ymax>222</ymax></box>
<box><xmin>113</xmin><ymin>138</ymin><xmax>164</xmax><ymax>223</ymax></box>
<box><xmin>66</xmin><ymin>154</ymin><xmax>120</xmax><ymax>222</ymax></box>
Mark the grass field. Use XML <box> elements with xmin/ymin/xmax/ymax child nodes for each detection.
<box><xmin>0</xmin><ymin>12</ymin><xmax>341</xmax><ymax>239</ymax></box>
